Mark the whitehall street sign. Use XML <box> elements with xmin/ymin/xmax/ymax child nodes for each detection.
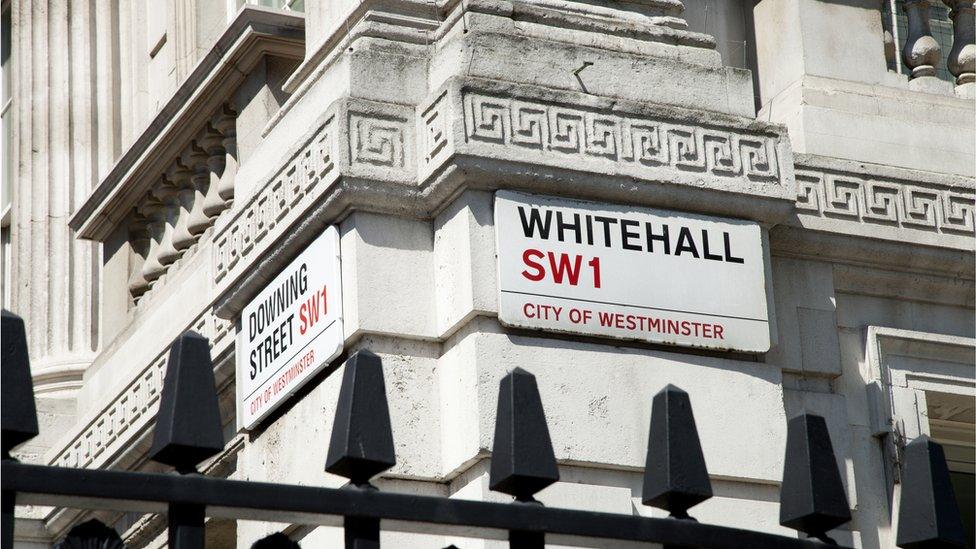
<box><xmin>495</xmin><ymin>191</ymin><xmax>770</xmax><ymax>352</ymax></box>
<box><xmin>237</xmin><ymin>227</ymin><xmax>343</xmax><ymax>430</ymax></box>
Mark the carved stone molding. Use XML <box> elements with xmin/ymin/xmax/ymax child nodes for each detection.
<box><xmin>213</xmin><ymin>98</ymin><xmax>416</xmax><ymax>287</ymax></box>
<box><xmin>47</xmin><ymin>313</ymin><xmax>233</xmax><ymax>470</ymax></box>
<box><xmin>457</xmin><ymin>92</ymin><xmax>782</xmax><ymax>183</ymax></box>
<box><xmin>794</xmin><ymin>155</ymin><xmax>975</xmax><ymax>247</ymax></box>
<box><xmin>214</xmin><ymin>114</ymin><xmax>338</xmax><ymax>284</ymax></box>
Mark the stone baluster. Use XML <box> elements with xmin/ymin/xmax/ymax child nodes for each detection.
<box><xmin>152</xmin><ymin>176</ymin><xmax>181</xmax><ymax>267</ymax></box>
<box><xmin>169</xmin><ymin>160</ymin><xmax>196</xmax><ymax>253</ymax></box>
<box><xmin>187</xmin><ymin>143</ymin><xmax>212</xmax><ymax>237</ymax></box>
<box><xmin>944</xmin><ymin>0</ymin><xmax>976</xmax><ymax>85</ymax></box>
<box><xmin>127</xmin><ymin>212</ymin><xmax>151</xmax><ymax>300</ymax></box>
<box><xmin>902</xmin><ymin>0</ymin><xmax>942</xmax><ymax>78</ymax></box>
<box><xmin>200</xmin><ymin>123</ymin><xmax>228</xmax><ymax>219</ymax></box>
<box><xmin>214</xmin><ymin>106</ymin><xmax>238</xmax><ymax>209</ymax></box>
<box><xmin>140</xmin><ymin>195</ymin><xmax>168</xmax><ymax>284</ymax></box>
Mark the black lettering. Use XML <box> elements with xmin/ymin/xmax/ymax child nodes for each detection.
<box><xmin>556</xmin><ymin>211</ymin><xmax>582</xmax><ymax>244</ymax></box>
<box><xmin>675</xmin><ymin>227</ymin><xmax>700</xmax><ymax>258</ymax></box>
<box><xmin>646</xmin><ymin>222</ymin><xmax>670</xmax><ymax>254</ymax></box>
<box><xmin>701</xmin><ymin>229</ymin><xmax>723</xmax><ymax>261</ymax></box>
<box><xmin>724</xmin><ymin>232</ymin><xmax>745</xmax><ymax>263</ymax></box>
<box><xmin>518</xmin><ymin>206</ymin><xmax>552</xmax><ymax>239</ymax></box>
<box><xmin>620</xmin><ymin>219</ymin><xmax>642</xmax><ymax>251</ymax></box>
<box><xmin>593</xmin><ymin>216</ymin><xmax>618</xmax><ymax>247</ymax></box>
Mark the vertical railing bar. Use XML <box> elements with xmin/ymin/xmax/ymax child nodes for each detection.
<box><xmin>324</xmin><ymin>350</ymin><xmax>396</xmax><ymax>549</ymax></box>
<box><xmin>148</xmin><ymin>330</ymin><xmax>225</xmax><ymax>549</ymax></box>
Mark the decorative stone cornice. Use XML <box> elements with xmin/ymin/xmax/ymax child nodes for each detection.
<box><xmin>792</xmin><ymin>154</ymin><xmax>975</xmax><ymax>250</ymax></box>
<box><xmin>70</xmin><ymin>7</ymin><xmax>305</xmax><ymax>242</ymax></box>
<box><xmin>45</xmin><ymin>312</ymin><xmax>233</xmax><ymax>471</ymax></box>
<box><xmin>211</xmin><ymin>78</ymin><xmax>795</xmax><ymax>318</ymax></box>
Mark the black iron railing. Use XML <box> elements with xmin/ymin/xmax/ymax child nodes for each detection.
<box><xmin>0</xmin><ymin>309</ymin><xmax>967</xmax><ymax>548</ymax></box>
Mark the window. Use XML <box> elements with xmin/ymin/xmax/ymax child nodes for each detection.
<box><xmin>868</xmin><ymin>327</ymin><xmax>975</xmax><ymax>548</ymax></box>
<box><xmin>928</xmin><ymin>393</ymin><xmax>975</xmax><ymax>548</ymax></box>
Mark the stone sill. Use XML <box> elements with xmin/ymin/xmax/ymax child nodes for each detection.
<box><xmin>69</xmin><ymin>6</ymin><xmax>306</xmax><ymax>242</ymax></box>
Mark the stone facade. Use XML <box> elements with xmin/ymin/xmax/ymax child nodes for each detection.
<box><xmin>4</xmin><ymin>0</ymin><xmax>974</xmax><ymax>548</ymax></box>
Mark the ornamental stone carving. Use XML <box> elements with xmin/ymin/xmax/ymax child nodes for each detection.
<box><xmin>459</xmin><ymin>92</ymin><xmax>782</xmax><ymax>183</ymax></box>
<box><xmin>902</xmin><ymin>0</ymin><xmax>942</xmax><ymax>78</ymax></box>
<box><xmin>795</xmin><ymin>166</ymin><xmax>975</xmax><ymax>235</ymax></box>
<box><xmin>944</xmin><ymin>0</ymin><xmax>976</xmax><ymax>85</ymax></box>
<box><xmin>125</xmin><ymin>105</ymin><xmax>239</xmax><ymax>304</ymax></box>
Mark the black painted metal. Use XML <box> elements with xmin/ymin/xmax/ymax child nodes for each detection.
<box><xmin>642</xmin><ymin>384</ymin><xmax>712</xmax><ymax>519</ymax></box>
<box><xmin>780</xmin><ymin>414</ymin><xmax>852</xmax><ymax>544</ymax></box>
<box><xmin>252</xmin><ymin>532</ymin><xmax>301</xmax><ymax>549</ymax></box>
<box><xmin>168</xmin><ymin>502</ymin><xmax>206</xmax><ymax>549</ymax></box>
<box><xmin>2</xmin><ymin>460</ymin><xmax>837</xmax><ymax>548</ymax></box>
<box><xmin>489</xmin><ymin>368</ymin><xmax>559</xmax><ymax>502</ymax></box>
<box><xmin>0</xmin><ymin>316</ymin><xmax>959</xmax><ymax>549</ymax></box>
<box><xmin>490</xmin><ymin>368</ymin><xmax>559</xmax><ymax>549</ymax></box>
<box><xmin>149</xmin><ymin>331</ymin><xmax>223</xmax><ymax>549</ymax></box>
<box><xmin>54</xmin><ymin>519</ymin><xmax>126</xmax><ymax>549</ymax></box>
<box><xmin>1</xmin><ymin>310</ymin><xmax>38</xmax><ymax>459</ymax></box>
<box><xmin>2</xmin><ymin>490</ymin><xmax>14</xmax><ymax>549</ymax></box>
<box><xmin>895</xmin><ymin>435</ymin><xmax>967</xmax><ymax>549</ymax></box>
<box><xmin>148</xmin><ymin>331</ymin><xmax>224</xmax><ymax>474</ymax></box>
<box><xmin>325</xmin><ymin>350</ymin><xmax>396</xmax><ymax>488</ymax></box>
<box><xmin>344</xmin><ymin>515</ymin><xmax>380</xmax><ymax>549</ymax></box>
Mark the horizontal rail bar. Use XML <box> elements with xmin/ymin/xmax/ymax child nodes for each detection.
<box><xmin>2</xmin><ymin>462</ymin><xmax>839</xmax><ymax>549</ymax></box>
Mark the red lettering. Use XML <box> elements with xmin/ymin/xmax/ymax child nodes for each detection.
<box><xmin>522</xmin><ymin>249</ymin><xmax>545</xmax><ymax>281</ymax></box>
<box><xmin>588</xmin><ymin>256</ymin><xmax>601</xmax><ymax>288</ymax></box>
<box><xmin>548</xmin><ymin>252</ymin><xmax>582</xmax><ymax>285</ymax></box>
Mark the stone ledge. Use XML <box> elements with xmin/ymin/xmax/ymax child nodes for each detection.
<box><xmin>212</xmin><ymin>77</ymin><xmax>797</xmax><ymax>319</ymax></box>
<box><xmin>790</xmin><ymin>154</ymin><xmax>974</xmax><ymax>252</ymax></box>
<box><xmin>70</xmin><ymin>6</ymin><xmax>306</xmax><ymax>242</ymax></box>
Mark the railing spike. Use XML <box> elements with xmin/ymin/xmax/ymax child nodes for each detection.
<box><xmin>489</xmin><ymin>367</ymin><xmax>559</xmax><ymax>502</ymax></box>
<box><xmin>325</xmin><ymin>350</ymin><xmax>396</xmax><ymax>487</ymax></box>
<box><xmin>148</xmin><ymin>330</ymin><xmax>224</xmax><ymax>474</ymax></box>
<box><xmin>252</xmin><ymin>532</ymin><xmax>301</xmax><ymax>549</ymax></box>
<box><xmin>1</xmin><ymin>310</ymin><xmax>39</xmax><ymax>459</ymax></box>
<box><xmin>779</xmin><ymin>413</ymin><xmax>851</xmax><ymax>544</ymax></box>
<box><xmin>641</xmin><ymin>384</ymin><xmax>712</xmax><ymax>519</ymax></box>
<box><xmin>54</xmin><ymin>519</ymin><xmax>125</xmax><ymax>549</ymax></box>
<box><xmin>896</xmin><ymin>435</ymin><xmax>967</xmax><ymax>549</ymax></box>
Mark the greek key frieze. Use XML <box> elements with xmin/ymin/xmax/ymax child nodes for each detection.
<box><xmin>795</xmin><ymin>169</ymin><xmax>975</xmax><ymax>235</ymax></box>
<box><xmin>460</xmin><ymin>93</ymin><xmax>783</xmax><ymax>183</ymax></box>
<box><xmin>350</xmin><ymin>112</ymin><xmax>407</xmax><ymax>167</ymax></box>
<box><xmin>50</xmin><ymin>313</ymin><xmax>231</xmax><ymax>469</ymax></box>
<box><xmin>422</xmin><ymin>91</ymin><xmax>449</xmax><ymax>164</ymax></box>
<box><xmin>214</xmin><ymin>117</ymin><xmax>337</xmax><ymax>283</ymax></box>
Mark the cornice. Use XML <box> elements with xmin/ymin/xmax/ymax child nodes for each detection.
<box><xmin>69</xmin><ymin>6</ymin><xmax>305</xmax><ymax>242</ymax></box>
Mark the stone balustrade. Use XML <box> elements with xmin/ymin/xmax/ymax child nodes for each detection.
<box><xmin>127</xmin><ymin>106</ymin><xmax>238</xmax><ymax>302</ymax></box>
<box><xmin>944</xmin><ymin>0</ymin><xmax>976</xmax><ymax>85</ymax></box>
<box><xmin>898</xmin><ymin>0</ymin><xmax>975</xmax><ymax>87</ymax></box>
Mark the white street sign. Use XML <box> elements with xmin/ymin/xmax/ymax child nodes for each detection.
<box><xmin>237</xmin><ymin>227</ymin><xmax>343</xmax><ymax>430</ymax></box>
<box><xmin>495</xmin><ymin>191</ymin><xmax>770</xmax><ymax>352</ymax></box>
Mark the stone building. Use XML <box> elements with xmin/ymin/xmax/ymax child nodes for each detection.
<box><xmin>2</xmin><ymin>0</ymin><xmax>974</xmax><ymax>547</ymax></box>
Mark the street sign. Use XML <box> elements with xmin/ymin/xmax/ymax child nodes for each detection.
<box><xmin>495</xmin><ymin>191</ymin><xmax>770</xmax><ymax>352</ymax></box>
<box><xmin>237</xmin><ymin>227</ymin><xmax>344</xmax><ymax>430</ymax></box>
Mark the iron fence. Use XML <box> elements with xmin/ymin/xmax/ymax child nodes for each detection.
<box><xmin>0</xmin><ymin>309</ymin><xmax>967</xmax><ymax>548</ymax></box>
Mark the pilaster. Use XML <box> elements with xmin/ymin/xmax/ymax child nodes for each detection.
<box><xmin>11</xmin><ymin>0</ymin><xmax>104</xmax><ymax>394</ymax></box>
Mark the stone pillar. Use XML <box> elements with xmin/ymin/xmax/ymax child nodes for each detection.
<box><xmin>752</xmin><ymin>0</ymin><xmax>892</xmax><ymax>105</ymax></box>
<box><xmin>10</xmin><ymin>0</ymin><xmax>111</xmax><ymax>394</ymax></box>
